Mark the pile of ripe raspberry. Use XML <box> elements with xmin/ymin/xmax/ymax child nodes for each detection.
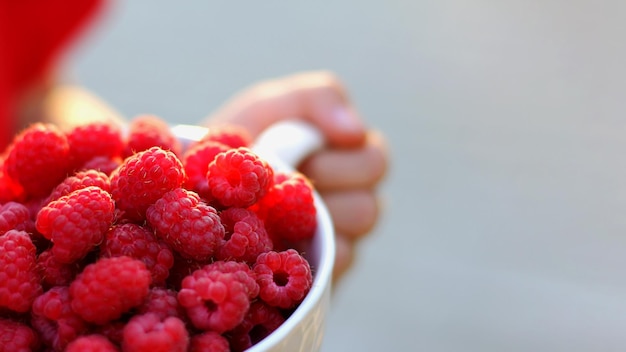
<box><xmin>0</xmin><ymin>115</ymin><xmax>318</xmax><ymax>352</ymax></box>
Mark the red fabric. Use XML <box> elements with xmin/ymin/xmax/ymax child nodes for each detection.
<box><xmin>0</xmin><ymin>0</ymin><xmax>104</xmax><ymax>151</ymax></box>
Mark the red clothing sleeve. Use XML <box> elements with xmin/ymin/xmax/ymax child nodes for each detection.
<box><xmin>0</xmin><ymin>0</ymin><xmax>104</xmax><ymax>151</ymax></box>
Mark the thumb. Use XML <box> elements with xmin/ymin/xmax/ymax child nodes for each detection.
<box><xmin>203</xmin><ymin>71</ymin><xmax>366</xmax><ymax>148</ymax></box>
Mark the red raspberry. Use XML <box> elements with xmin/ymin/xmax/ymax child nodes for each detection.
<box><xmin>189</xmin><ymin>331</ymin><xmax>230</xmax><ymax>352</ymax></box>
<box><xmin>253</xmin><ymin>249</ymin><xmax>312</xmax><ymax>309</ymax></box>
<box><xmin>229</xmin><ymin>301</ymin><xmax>285</xmax><ymax>352</ymax></box>
<box><xmin>66</xmin><ymin>122</ymin><xmax>124</xmax><ymax>169</ymax></box>
<box><xmin>0</xmin><ymin>160</ymin><xmax>24</xmax><ymax>203</ymax></box>
<box><xmin>0</xmin><ymin>201</ymin><xmax>31</xmax><ymax>235</ymax></box>
<box><xmin>0</xmin><ymin>318</ymin><xmax>40</xmax><ymax>352</ymax></box>
<box><xmin>123</xmin><ymin>115</ymin><xmax>182</xmax><ymax>157</ymax></box>
<box><xmin>181</xmin><ymin>140</ymin><xmax>230</xmax><ymax>200</ymax></box>
<box><xmin>31</xmin><ymin>286</ymin><xmax>88</xmax><ymax>350</ymax></box>
<box><xmin>81</xmin><ymin>155</ymin><xmax>123</xmax><ymax>176</ymax></box>
<box><xmin>138</xmin><ymin>287</ymin><xmax>185</xmax><ymax>320</ymax></box>
<box><xmin>122</xmin><ymin>313</ymin><xmax>189</xmax><ymax>352</ymax></box>
<box><xmin>4</xmin><ymin>123</ymin><xmax>72</xmax><ymax>198</ymax></box>
<box><xmin>0</xmin><ymin>230</ymin><xmax>41</xmax><ymax>312</ymax></box>
<box><xmin>217</xmin><ymin>207</ymin><xmax>272</xmax><ymax>264</ymax></box>
<box><xmin>101</xmin><ymin>223</ymin><xmax>174</xmax><ymax>286</ymax></box>
<box><xmin>203</xmin><ymin>260</ymin><xmax>259</xmax><ymax>299</ymax></box>
<box><xmin>66</xmin><ymin>334</ymin><xmax>120</xmax><ymax>352</ymax></box>
<box><xmin>197</xmin><ymin>124</ymin><xmax>252</xmax><ymax>148</ymax></box>
<box><xmin>252</xmin><ymin>172</ymin><xmax>317</xmax><ymax>244</ymax></box>
<box><xmin>36</xmin><ymin>186</ymin><xmax>115</xmax><ymax>263</ymax></box>
<box><xmin>177</xmin><ymin>269</ymin><xmax>250</xmax><ymax>333</ymax></box>
<box><xmin>146</xmin><ymin>188</ymin><xmax>224</xmax><ymax>261</ymax></box>
<box><xmin>46</xmin><ymin>169</ymin><xmax>110</xmax><ymax>204</ymax></box>
<box><xmin>69</xmin><ymin>256</ymin><xmax>152</xmax><ymax>325</ymax></box>
<box><xmin>37</xmin><ymin>249</ymin><xmax>81</xmax><ymax>288</ymax></box>
<box><xmin>207</xmin><ymin>147</ymin><xmax>273</xmax><ymax>208</ymax></box>
<box><xmin>110</xmin><ymin>146</ymin><xmax>186</xmax><ymax>221</ymax></box>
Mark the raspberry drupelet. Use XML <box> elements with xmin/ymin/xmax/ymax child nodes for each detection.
<box><xmin>110</xmin><ymin>146</ymin><xmax>186</xmax><ymax>221</ymax></box>
<box><xmin>0</xmin><ymin>230</ymin><xmax>42</xmax><ymax>313</ymax></box>
<box><xmin>146</xmin><ymin>188</ymin><xmax>224</xmax><ymax>261</ymax></box>
<box><xmin>36</xmin><ymin>186</ymin><xmax>115</xmax><ymax>263</ymax></box>
<box><xmin>207</xmin><ymin>147</ymin><xmax>273</xmax><ymax>208</ymax></box>
<box><xmin>69</xmin><ymin>256</ymin><xmax>152</xmax><ymax>325</ymax></box>
<box><xmin>253</xmin><ymin>249</ymin><xmax>313</xmax><ymax>309</ymax></box>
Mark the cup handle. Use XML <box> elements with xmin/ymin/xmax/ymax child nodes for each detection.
<box><xmin>171</xmin><ymin>120</ymin><xmax>325</xmax><ymax>170</ymax></box>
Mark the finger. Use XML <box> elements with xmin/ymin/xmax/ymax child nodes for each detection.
<box><xmin>205</xmin><ymin>71</ymin><xmax>366</xmax><ymax>148</ymax></box>
<box><xmin>299</xmin><ymin>130</ymin><xmax>388</xmax><ymax>191</ymax></box>
<box><xmin>322</xmin><ymin>190</ymin><xmax>380</xmax><ymax>240</ymax></box>
<box><xmin>332</xmin><ymin>234</ymin><xmax>355</xmax><ymax>283</ymax></box>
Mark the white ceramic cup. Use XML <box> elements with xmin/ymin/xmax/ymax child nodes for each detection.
<box><xmin>172</xmin><ymin>120</ymin><xmax>336</xmax><ymax>352</ymax></box>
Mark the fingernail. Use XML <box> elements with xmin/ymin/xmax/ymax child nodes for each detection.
<box><xmin>332</xmin><ymin>107</ymin><xmax>364</xmax><ymax>134</ymax></box>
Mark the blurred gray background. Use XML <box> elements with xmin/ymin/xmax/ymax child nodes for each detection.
<box><xmin>67</xmin><ymin>1</ymin><xmax>626</xmax><ymax>351</ymax></box>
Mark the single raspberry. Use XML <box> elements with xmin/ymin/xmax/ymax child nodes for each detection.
<box><xmin>37</xmin><ymin>249</ymin><xmax>81</xmax><ymax>288</ymax></box>
<box><xmin>0</xmin><ymin>201</ymin><xmax>31</xmax><ymax>235</ymax></box>
<box><xmin>31</xmin><ymin>286</ymin><xmax>88</xmax><ymax>351</ymax></box>
<box><xmin>181</xmin><ymin>140</ymin><xmax>230</xmax><ymax>200</ymax></box>
<box><xmin>197</xmin><ymin>124</ymin><xmax>252</xmax><ymax>149</ymax></box>
<box><xmin>146</xmin><ymin>188</ymin><xmax>224</xmax><ymax>261</ymax></box>
<box><xmin>66</xmin><ymin>122</ymin><xmax>124</xmax><ymax>169</ymax></box>
<box><xmin>138</xmin><ymin>287</ymin><xmax>185</xmax><ymax>320</ymax></box>
<box><xmin>45</xmin><ymin>169</ymin><xmax>111</xmax><ymax>204</ymax></box>
<box><xmin>123</xmin><ymin>115</ymin><xmax>182</xmax><ymax>157</ymax></box>
<box><xmin>80</xmin><ymin>155</ymin><xmax>123</xmax><ymax>176</ymax></box>
<box><xmin>122</xmin><ymin>313</ymin><xmax>189</xmax><ymax>352</ymax></box>
<box><xmin>177</xmin><ymin>269</ymin><xmax>250</xmax><ymax>333</ymax></box>
<box><xmin>253</xmin><ymin>249</ymin><xmax>312</xmax><ymax>309</ymax></box>
<box><xmin>101</xmin><ymin>223</ymin><xmax>174</xmax><ymax>286</ymax></box>
<box><xmin>69</xmin><ymin>256</ymin><xmax>151</xmax><ymax>325</ymax></box>
<box><xmin>4</xmin><ymin>123</ymin><xmax>72</xmax><ymax>198</ymax></box>
<box><xmin>0</xmin><ymin>230</ymin><xmax>41</xmax><ymax>312</ymax></box>
<box><xmin>207</xmin><ymin>147</ymin><xmax>273</xmax><ymax>208</ymax></box>
<box><xmin>36</xmin><ymin>186</ymin><xmax>115</xmax><ymax>263</ymax></box>
<box><xmin>252</xmin><ymin>172</ymin><xmax>317</xmax><ymax>244</ymax></box>
<box><xmin>66</xmin><ymin>334</ymin><xmax>120</xmax><ymax>352</ymax></box>
<box><xmin>0</xmin><ymin>318</ymin><xmax>40</xmax><ymax>352</ymax></box>
<box><xmin>189</xmin><ymin>331</ymin><xmax>230</xmax><ymax>352</ymax></box>
<box><xmin>203</xmin><ymin>260</ymin><xmax>259</xmax><ymax>299</ymax></box>
<box><xmin>110</xmin><ymin>146</ymin><xmax>186</xmax><ymax>221</ymax></box>
<box><xmin>229</xmin><ymin>301</ymin><xmax>285</xmax><ymax>352</ymax></box>
<box><xmin>217</xmin><ymin>207</ymin><xmax>272</xmax><ymax>264</ymax></box>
